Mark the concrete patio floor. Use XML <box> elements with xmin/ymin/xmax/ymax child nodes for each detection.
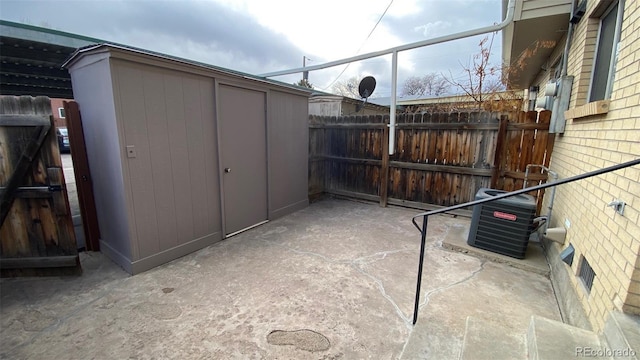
<box><xmin>0</xmin><ymin>198</ymin><xmax>561</xmax><ymax>359</ymax></box>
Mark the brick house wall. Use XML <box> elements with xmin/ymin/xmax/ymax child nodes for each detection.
<box><xmin>531</xmin><ymin>0</ymin><xmax>639</xmax><ymax>332</ymax></box>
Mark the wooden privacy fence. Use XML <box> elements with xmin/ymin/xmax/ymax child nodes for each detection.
<box><xmin>309</xmin><ymin>110</ymin><xmax>555</xmax><ymax>214</ymax></box>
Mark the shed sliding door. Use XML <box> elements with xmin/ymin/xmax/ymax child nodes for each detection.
<box><xmin>218</xmin><ymin>85</ymin><xmax>268</xmax><ymax>235</ymax></box>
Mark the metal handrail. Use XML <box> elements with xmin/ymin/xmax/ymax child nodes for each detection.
<box><xmin>410</xmin><ymin>158</ymin><xmax>640</xmax><ymax>325</ymax></box>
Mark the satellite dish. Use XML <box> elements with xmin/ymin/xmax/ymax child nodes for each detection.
<box><xmin>358</xmin><ymin>76</ymin><xmax>376</xmax><ymax>99</ymax></box>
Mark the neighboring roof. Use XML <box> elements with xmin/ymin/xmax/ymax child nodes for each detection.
<box><xmin>369</xmin><ymin>94</ymin><xmax>427</xmax><ymax>106</ymax></box>
<box><xmin>309</xmin><ymin>92</ymin><xmax>390</xmax><ymax>111</ymax></box>
<box><xmin>0</xmin><ymin>19</ymin><xmax>103</xmax><ymax>48</ymax></box>
<box><xmin>0</xmin><ymin>20</ymin><xmax>103</xmax><ymax>98</ymax></box>
<box><xmin>370</xmin><ymin>91</ymin><xmax>524</xmax><ymax>107</ymax></box>
<box><xmin>0</xmin><ymin>19</ymin><xmax>310</xmax><ymax>98</ymax></box>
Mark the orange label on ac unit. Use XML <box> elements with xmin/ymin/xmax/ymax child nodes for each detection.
<box><xmin>493</xmin><ymin>211</ymin><xmax>517</xmax><ymax>221</ymax></box>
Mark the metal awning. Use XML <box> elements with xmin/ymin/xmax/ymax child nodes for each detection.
<box><xmin>501</xmin><ymin>0</ymin><xmax>572</xmax><ymax>88</ymax></box>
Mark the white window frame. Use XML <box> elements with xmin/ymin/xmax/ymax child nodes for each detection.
<box><xmin>58</xmin><ymin>107</ymin><xmax>66</xmax><ymax>119</ymax></box>
<box><xmin>588</xmin><ymin>0</ymin><xmax>624</xmax><ymax>102</ymax></box>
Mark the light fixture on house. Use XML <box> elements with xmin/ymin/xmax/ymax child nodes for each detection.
<box><xmin>528</xmin><ymin>86</ymin><xmax>539</xmax><ymax>111</ymax></box>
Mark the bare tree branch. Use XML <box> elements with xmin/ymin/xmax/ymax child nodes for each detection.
<box><xmin>331</xmin><ymin>76</ymin><xmax>361</xmax><ymax>98</ymax></box>
<box><xmin>401</xmin><ymin>73</ymin><xmax>449</xmax><ymax>97</ymax></box>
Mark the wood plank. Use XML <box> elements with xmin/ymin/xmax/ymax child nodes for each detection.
<box><xmin>419</xmin><ymin>127</ymin><xmax>428</xmax><ymax>161</ymax></box>
<box><xmin>490</xmin><ymin>115</ymin><xmax>509</xmax><ymax>188</ymax></box>
<box><xmin>433</xmin><ymin>171</ymin><xmax>444</xmax><ymax>205</ymax></box>
<box><xmin>410</xmin><ymin>128</ymin><xmax>419</xmax><ymax>162</ymax></box>
<box><xmin>395</xmin><ymin>123</ymin><xmax>499</xmax><ymax>130</ymax></box>
<box><xmin>507</xmin><ymin>123</ymin><xmax>550</xmax><ymax>130</ymax></box>
<box><xmin>389</xmin><ymin>168</ymin><xmax>400</xmax><ymax>199</ymax></box>
<box><xmin>531</xmin><ymin>110</ymin><xmax>551</xmax><ymax>168</ymax></box>
<box><xmin>426</xmin><ymin>122</ymin><xmax>437</xmax><ymax>163</ymax></box>
<box><xmin>406</xmin><ymin>169</ymin><xmax>417</xmax><ymax>200</ymax></box>
<box><xmin>505</xmin><ymin>112</ymin><xmax>523</xmax><ymax>174</ymax></box>
<box><xmin>503</xmin><ymin>171</ymin><xmax>548</xmax><ymax>181</ymax></box>
<box><xmin>518</xmin><ymin>111</ymin><xmax>538</xmax><ymax>172</ymax></box>
<box><xmin>47</xmin><ymin>167</ymin><xmax>68</xmax><ymax>215</ymax></box>
<box><xmin>0</xmin><ymin>203</ymin><xmax>27</xmax><ymax>255</ymax></box>
<box><xmin>389</xmin><ymin>161</ymin><xmax>492</xmax><ymax>176</ymax></box>
<box><xmin>326</xmin><ymin>189</ymin><xmax>380</xmax><ymax>203</ymax></box>
<box><xmin>64</xmin><ymin>101</ymin><xmax>101</xmax><ymax>251</ymax></box>
<box><xmin>387</xmin><ymin>198</ymin><xmax>472</xmax><ymax>217</ymax></box>
<box><xmin>309</xmin><ymin>123</ymin><xmax>386</xmax><ymax>129</ymax></box>
<box><xmin>0</xmin><ymin>115</ymin><xmax>50</xmax><ymax>127</ymax></box>
<box><xmin>310</xmin><ymin>155</ymin><xmax>382</xmax><ymax>166</ymax></box>
<box><xmin>422</xmin><ymin>171</ymin><xmax>433</xmax><ymax>203</ymax></box>
<box><xmin>0</xmin><ymin>256</ymin><xmax>78</xmax><ymax>269</ymax></box>
<box><xmin>448</xmin><ymin>113</ymin><xmax>459</xmax><ymax>165</ymax></box>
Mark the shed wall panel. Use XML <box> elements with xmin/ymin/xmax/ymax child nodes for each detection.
<box><xmin>69</xmin><ymin>56</ymin><xmax>132</xmax><ymax>262</ymax></box>
<box><xmin>164</xmin><ymin>73</ymin><xmax>195</xmax><ymax>244</ymax></box>
<box><xmin>268</xmin><ymin>90</ymin><xmax>309</xmax><ymax>218</ymax></box>
<box><xmin>183</xmin><ymin>76</ymin><xmax>213</xmax><ymax>238</ymax></box>
<box><xmin>199</xmin><ymin>78</ymin><xmax>221</xmax><ymax>236</ymax></box>
<box><xmin>115</xmin><ymin>62</ymin><xmax>160</xmax><ymax>260</ymax></box>
<box><xmin>142</xmin><ymin>68</ymin><xmax>178</xmax><ymax>253</ymax></box>
<box><xmin>113</xmin><ymin>61</ymin><xmax>220</xmax><ymax>261</ymax></box>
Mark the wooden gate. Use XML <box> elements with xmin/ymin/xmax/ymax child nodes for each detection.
<box><xmin>0</xmin><ymin>96</ymin><xmax>79</xmax><ymax>275</ymax></box>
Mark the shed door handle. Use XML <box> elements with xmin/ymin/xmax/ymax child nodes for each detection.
<box><xmin>224</xmin><ymin>168</ymin><xmax>231</xmax><ymax>173</ymax></box>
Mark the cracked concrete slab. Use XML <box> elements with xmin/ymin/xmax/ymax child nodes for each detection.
<box><xmin>1</xmin><ymin>198</ymin><xmax>561</xmax><ymax>359</ymax></box>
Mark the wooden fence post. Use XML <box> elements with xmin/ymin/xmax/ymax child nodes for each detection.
<box><xmin>491</xmin><ymin>114</ymin><xmax>509</xmax><ymax>188</ymax></box>
<box><xmin>379</xmin><ymin>123</ymin><xmax>389</xmax><ymax>207</ymax></box>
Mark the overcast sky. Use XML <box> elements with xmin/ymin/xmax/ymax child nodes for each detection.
<box><xmin>1</xmin><ymin>0</ymin><xmax>504</xmax><ymax>98</ymax></box>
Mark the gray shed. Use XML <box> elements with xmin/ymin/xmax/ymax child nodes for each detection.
<box><xmin>64</xmin><ymin>44</ymin><xmax>309</xmax><ymax>274</ymax></box>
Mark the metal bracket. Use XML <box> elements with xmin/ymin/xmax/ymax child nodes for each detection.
<box><xmin>607</xmin><ymin>199</ymin><xmax>625</xmax><ymax>215</ymax></box>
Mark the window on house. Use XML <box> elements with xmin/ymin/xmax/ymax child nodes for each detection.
<box><xmin>58</xmin><ymin>107</ymin><xmax>66</xmax><ymax>119</ymax></box>
<box><xmin>589</xmin><ymin>1</ymin><xmax>624</xmax><ymax>102</ymax></box>
<box><xmin>578</xmin><ymin>255</ymin><xmax>596</xmax><ymax>294</ymax></box>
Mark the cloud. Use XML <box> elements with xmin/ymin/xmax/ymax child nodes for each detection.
<box><xmin>0</xmin><ymin>0</ymin><xmax>303</xmax><ymax>74</ymax></box>
<box><xmin>0</xmin><ymin>0</ymin><xmax>505</xmax><ymax>95</ymax></box>
<box><xmin>415</xmin><ymin>21</ymin><xmax>453</xmax><ymax>38</ymax></box>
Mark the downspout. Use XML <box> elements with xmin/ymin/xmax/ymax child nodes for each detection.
<box><xmin>261</xmin><ymin>0</ymin><xmax>516</xmax><ymax>155</ymax></box>
<box><xmin>561</xmin><ymin>2</ymin><xmax>576</xmax><ymax>77</ymax></box>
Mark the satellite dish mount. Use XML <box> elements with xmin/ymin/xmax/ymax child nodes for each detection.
<box><xmin>356</xmin><ymin>76</ymin><xmax>376</xmax><ymax>112</ymax></box>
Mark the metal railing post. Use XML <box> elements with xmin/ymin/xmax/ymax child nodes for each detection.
<box><xmin>413</xmin><ymin>214</ymin><xmax>428</xmax><ymax>325</ymax></box>
<box><xmin>410</xmin><ymin>158</ymin><xmax>640</xmax><ymax>325</ymax></box>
